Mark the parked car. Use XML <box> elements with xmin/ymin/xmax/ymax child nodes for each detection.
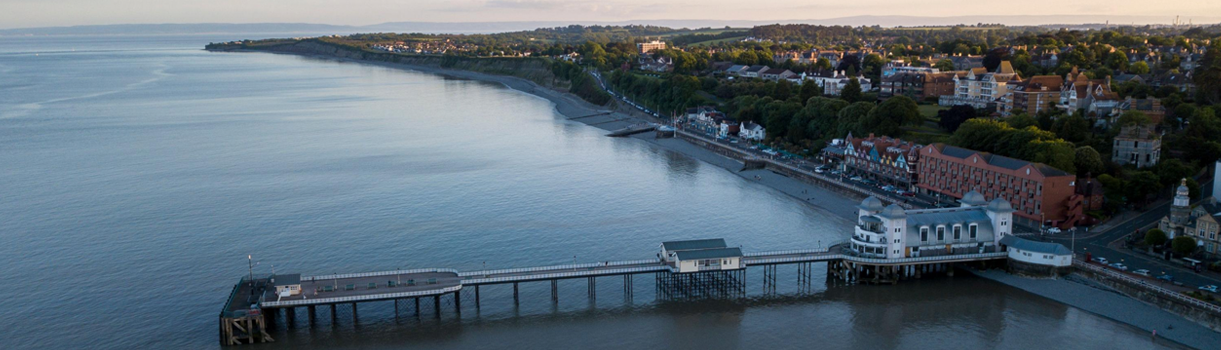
<box><xmin>881</xmin><ymin>185</ymin><xmax>897</xmax><ymax>192</ymax></box>
<box><xmin>1133</xmin><ymin>269</ymin><xmax>1151</xmax><ymax>277</ymax></box>
<box><xmin>897</xmin><ymin>190</ymin><xmax>916</xmax><ymax>197</ymax></box>
<box><xmin>1156</xmin><ymin>274</ymin><xmax>1174</xmax><ymax>282</ymax></box>
<box><xmin>1094</xmin><ymin>257</ymin><xmax>1108</xmax><ymax>264</ymax></box>
<box><xmin>1199</xmin><ymin>285</ymin><xmax>1219</xmax><ymax>293</ymax></box>
<box><xmin>814</xmin><ymin>168</ymin><xmax>825</xmax><ymax>174</ymax></box>
<box><xmin>830</xmin><ymin>169</ymin><xmax>842</xmax><ymax>175</ymax></box>
<box><xmin>1109</xmin><ymin>263</ymin><xmax>1128</xmax><ymax>271</ymax></box>
<box><xmin>1046</xmin><ymin>227</ymin><xmax>1062</xmax><ymax>234</ymax></box>
<box><xmin>849</xmin><ymin>176</ymin><xmax>864</xmax><ymax>182</ymax></box>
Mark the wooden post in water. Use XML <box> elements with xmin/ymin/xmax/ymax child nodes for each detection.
<box><xmin>475</xmin><ymin>285</ymin><xmax>481</xmax><ymax>309</ymax></box>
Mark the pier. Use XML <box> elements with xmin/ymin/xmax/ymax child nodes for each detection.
<box><xmin>219</xmin><ymin>239</ymin><xmax>1007</xmax><ymax>345</ymax></box>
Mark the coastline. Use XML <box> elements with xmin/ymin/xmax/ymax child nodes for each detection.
<box><xmin>221</xmin><ymin>49</ymin><xmax>1219</xmax><ymax>345</ymax></box>
<box><xmin>258</xmin><ymin>49</ymin><xmax>862</xmax><ymax>226</ymax></box>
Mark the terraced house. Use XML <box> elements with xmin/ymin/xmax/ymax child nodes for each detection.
<box><xmin>843</xmin><ymin>133</ymin><xmax>922</xmax><ymax>190</ymax></box>
<box><xmin>916</xmin><ymin>144</ymin><xmax>1083</xmax><ymax>229</ymax></box>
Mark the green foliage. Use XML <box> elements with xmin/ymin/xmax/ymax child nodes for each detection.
<box><xmin>1145</xmin><ymin>229</ymin><xmax>1169</xmax><ymax>247</ymax></box>
<box><xmin>1005</xmin><ymin>113</ymin><xmax>1037</xmax><ymax>129</ymax></box>
<box><xmin>1106</xmin><ymin>51</ymin><xmax>1129</xmax><ymax>71</ymax></box>
<box><xmin>950</xmin><ymin>119</ymin><xmax>1077</xmax><ymax>173</ymax></box>
<box><xmin>861</xmin><ymin>96</ymin><xmax>920</xmax><ymax>137</ymax></box>
<box><xmin>937</xmin><ymin>105</ymin><xmax>978</xmax><ymax>132</ymax></box>
<box><xmin>1115</xmin><ymin>110</ymin><xmax>1153</xmax><ymax>128</ymax></box>
<box><xmin>1129</xmin><ymin>61</ymin><xmax>1150</xmax><ymax>74</ymax></box>
<box><xmin>1051</xmin><ymin>114</ymin><xmax>1090</xmax><ymax>143</ymax></box>
<box><xmin>1126</xmin><ymin>171</ymin><xmax>1162</xmax><ymax>205</ymax></box>
<box><xmin>934</xmin><ymin>59</ymin><xmax>955</xmax><ymax>71</ymax></box>
<box><xmin>1172</xmin><ymin>236</ymin><xmax>1198</xmax><ymax>256</ymax></box>
<box><xmin>1074</xmin><ymin>146</ymin><xmax>1105</xmax><ymax>177</ymax></box>
<box><xmin>799</xmin><ymin>81</ymin><xmax>822</xmax><ymax>103</ymax></box>
<box><xmin>840</xmin><ymin>78</ymin><xmax>862</xmax><ymax>103</ymax></box>
<box><xmin>1195</xmin><ymin>40</ymin><xmax>1221</xmax><ymax>105</ymax></box>
<box><xmin>836</xmin><ymin>102</ymin><xmax>877</xmax><ymax>137</ymax></box>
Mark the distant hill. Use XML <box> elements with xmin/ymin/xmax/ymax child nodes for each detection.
<box><xmin>3</xmin><ymin>15</ymin><xmax>1218</xmax><ymax>36</ymax></box>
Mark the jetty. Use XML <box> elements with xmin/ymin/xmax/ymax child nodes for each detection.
<box><xmin>606</xmin><ymin>123</ymin><xmax>657</xmax><ymax>137</ymax></box>
<box><xmin>219</xmin><ymin>239</ymin><xmax>1006</xmax><ymax>345</ymax></box>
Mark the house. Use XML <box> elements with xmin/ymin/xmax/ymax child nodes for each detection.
<box><xmin>1111</xmin><ymin>125</ymin><xmax>1161</xmax><ymax>168</ymax></box>
<box><xmin>849</xmin><ymin>192</ymin><xmax>1008</xmax><ymax>259</ymax></box>
<box><xmin>638</xmin><ymin>55</ymin><xmax>673</xmax><ymax>72</ymax></box>
<box><xmin>806</xmin><ymin>70</ymin><xmax>872</xmax><ymax>96</ymax></box>
<box><xmin>940</xmin><ymin>61</ymin><xmax>1021</xmax><ymax>109</ymax></box>
<box><xmin>843</xmin><ymin>133</ymin><xmax>922</xmax><ymax>190</ymax></box>
<box><xmin>879</xmin><ymin>71</ymin><xmax>959</xmax><ymax>101</ymax></box>
<box><xmin>761</xmin><ymin>68</ymin><xmax>796</xmax><ymax>81</ymax></box>
<box><xmin>949</xmin><ymin>55</ymin><xmax>984</xmax><ymax>70</ymax></box>
<box><xmin>1057</xmin><ymin>67</ymin><xmax>1118</xmax><ymax>117</ymax></box>
<box><xmin>1113</xmin><ymin>97</ymin><xmax>1166</xmax><ymax>125</ymax></box>
<box><xmin>272</xmin><ymin>273</ymin><xmax>302</xmax><ymax>297</ymax></box>
<box><xmin>916</xmin><ymin>144</ymin><xmax>1083</xmax><ymax>228</ymax></box>
<box><xmin>718</xmin><ymin>120</ymin><xmax>740</xmax><ymax>138</ymax></box>
<box><xmin>742</xmin><ymin>65</ymin><xmax>769</xmax><ymax>78</ymax></box>
<box><xmin>739</xmin><ymin>122</ymin><xmax>765</xmax><ymax>141</ymax></box>
<box><xmin>998</xmin><ymin>75</ymin><xmax>1063</xmax><ymax>117</ymax></box>
<box><xmin>659</xmin><ymin>239</ymin><xmax>743</xmax><ymax>273</ymax></box>
<box><xmin>723</xmin><ymin>64</ymin><xmax>748</xmax><ymax>76</ymax></box>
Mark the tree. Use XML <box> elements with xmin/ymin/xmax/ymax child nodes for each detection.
<box><xmin>815</xmin><ymin>58</ymin><xmax>833</xmax><ymax>71</ymax></box>
<box><xmin>1005</xmin><ymin>113</ymin><xmax>1037</xmax><ymax>129</ymax></box>
<box><xmin>1129</xmin><ymin>61</ymin><xmax>1150</xmax><ymax>74</ymax></box>
<box><xmin>835</xmin><ymin>101</ymin><xmax>877</xmax><ymax>137</ymax></box>
<box><xmin>774</xmin><ymin>79</ymin><xmax>793</xmax><ymax>100</ymax></box>
<box><xmin>1194</xmin><ymin>40</ymin><xmax>1221</xmax><ymax>104</ymax></box>
<box><xmin>1145</xmin><ymin>229</ymin><xmax>1168</xmax><ymax>247</ymax></box>
<box><xmin>1106</xmin><ymin>51</ymin><xmax>1129</xmax><ymax>71</ymax></box>
<box><xmin>799</xmin><ymin>81</ymin><xmax>822</xmax><ymax>103</ymax></box>
<box><xmin>1126</xmin><ymin>171</ymin><xmax>1162</xmax><ymax>206</ymax></box>
<box><xmin>983</xmin><ymin>47</ymin><xmax>1011</xmax><ymax>72</ymax></box>
<box><xmin>861</xmin><ymin>96</ymin><xmax>921</xmax><ymax>137</ymax></box>
<box><xmin>1051</xmin><ymin>114</ymin><xmax>1090</xmax><ymax>142</ymax></box>
<box><xmin>934</xmin><ymin>59</ymin><xmax>955</xmax><ymax>71</ymax></box>
<box><xmin>840</xmin><ymin>78</ymin><xmax>862</xmax><ymax>103</ymax></box>
<box><xmin>1115</xmin><ymin>110</ymin><xmax>1153</xmax><ymax>128</ymax></box>
<box><xmin>1172</xmin><ymin>236</ymin><xmax>1198</xmax><ymax>256</ymax></box>
<box><xmin>938</xmin><ymin>105</ymin><xmax>978</xmax><ymax>132</ymax></box>
<box><xmin>1074</xmin><ymin>146</ymin><xmax>1105</xmax><ymax>177</ymax></box>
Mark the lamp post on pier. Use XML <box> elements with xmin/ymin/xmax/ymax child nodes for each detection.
<box><xmin>248</xmin><ymin>255</ymin><xmax>254</xmax><ymax>287</ymax></box>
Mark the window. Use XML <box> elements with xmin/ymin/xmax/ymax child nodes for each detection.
<box><xmin>937</xmin><ymin>226</ymin><xmax>945</xmax><ymax>241</ymax></box>
<box><xmin>921</xmin><ymin>227</ymin><xmax>929</xmax><ymax>242</ymax></box>
<box><xmin>969</xmin><ymin>224</ymin><xmax>978</xmax><ymax>239</ymax></box>
<box><xmin>953</xmin><ymin>225</ymin><xmax>962</xmax><ymax>240</ymax></box>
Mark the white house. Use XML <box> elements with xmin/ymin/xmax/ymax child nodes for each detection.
<box><xmin>272</xmin><ymin>273</ymin><xmax>302</xmax><ymax>297</ymax></box>
<box><xmin>739</xmin><ymin>122</ymin><xmax>765</xmax><ymax>141</ymax></box>
<box><xmin>805</xmin><ymin>70</ymin><xmax>872</xmax><ymax>96</ymax></box>
<box><xmin>660</xmin><ymin>239</ymin><xmax>744</xmax><ymax>273</ymax></box>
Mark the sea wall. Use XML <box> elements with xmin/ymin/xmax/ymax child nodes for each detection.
<box><xmin>1072</xmin><ymin>265</ymin><xmax>1221</xmax><ymax>332</ymax></box>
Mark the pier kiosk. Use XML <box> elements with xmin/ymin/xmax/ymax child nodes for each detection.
<box><xmin>657</xmin><ymin>239</ymin><xmax>747</xmax><ymax>299</ymax></box>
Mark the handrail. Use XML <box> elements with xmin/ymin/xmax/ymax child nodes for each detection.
<box><xmin>304</xmin><ymin>268</ymin><xmax>459</xmax><ymax>281</ymax></box>
<box><xmin>744</xmin><ymin>248</ymin><xmax>829</xmax><ymax>257</ymax></box>
<box><xmin>261</xmin><ymin>285</ymin><xmax>463</xmax><ymax>307</ymax></box>
<box><xmin>458</xmin><ymin>259</ymin><xmax>658</xmax><ymax>277</ymax></box>
<box><xmin>463</xmin><ymin>265</ymin><xmax>670</xmax><ymax>284</ymax></box>
<box><xmin>1074</xmin><ymin>261</ymin><xmax>1221</xmax><ymax>313</ymax></box>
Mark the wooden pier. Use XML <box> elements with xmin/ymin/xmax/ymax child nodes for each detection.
<box><xmin>219</xmin><ymin>242</ymin><xmax>1007</xmax><ymax>346</ymax></box>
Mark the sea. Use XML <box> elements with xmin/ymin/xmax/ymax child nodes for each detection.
<box><xmin>0</xmin><ymin>34</ymin><xmax>1180</xmax><ymax>349</ymax></box>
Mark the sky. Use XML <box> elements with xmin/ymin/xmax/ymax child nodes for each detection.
<box><xmin>1</xmin><ymin>0</ymin><xmax>1219</xmax><ymax>29</ymax></box>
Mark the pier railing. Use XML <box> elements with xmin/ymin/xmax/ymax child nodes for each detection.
<box><xmin>744</xmin><ymin>248</ymin><xmax>830</xmax><ymax>257</ymax></box>
<box><xmin>261</xmin><ymin>285</ymin><xmax>463</xmax><ymax>307</ymax></box>
<box><xmin>463</xmin><ymin>265</ymin><xmax>670</xmax><ymax>284</ymax></box>
<box><xmin>1075</xmin><ymin>261</ymin><xmax>1221</xmax><ymax>314</ymax></box>
<box><xmin>458</xmin><ymin>259</ymin><xmax>659</xmax><ymax>278</ymax></box>
<box><xmin>305</xmin><ymin>268</ymin><xmax>459</xmax><ymax>281</ymax></box>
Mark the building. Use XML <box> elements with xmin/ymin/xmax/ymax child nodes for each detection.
<box><xmin>1058</xmin><ymin>67</ymin><xmax>1119</xmax><ymax>116</ymax></box>
<box><xmin>849</xmin><ymin>193</ymin><xmax>1009</xmax><ymax>259</ymax></box>
<box><xmin>916</xmin><ymin>144</ymin><xmax>1083</xmax><ymax>228</ymax></box>
<box><xmin>1000</xmin><ymin>235</ymin><xmax>1073</xmax><ymax>276</ymax></box>
<box><xmin>723</xmin><ymin>64</ymin><xmax>747</xmax><ymax>76</ymax></box>
<box><xmin>843</xmin><ymin>133</ymin><xmax>922</xmax><ymax>190</ymax></box>
<box><xmin>638</xmin><ymin>55</ymin><xmax>673</xmax><ymax>72</ymax></box>
<box><xmin>1113</xmin><ymin>97</ymin><xmax>1166</xmax><ymax>125</ymax></box>
<box><xmin>1158</xmin><ymin>179</ymin><xmax>1221</xmax><ymax>256</ymax></box>
<box><xmin>1076</xmin><ymin>176</ymin><xmax>1105</xmax><ymax>213</ymax></box>
<box><xmin>637</xmin><ymin>40</ymin><xmax>666</xmax><ymax>54</ymax></box>
<box><xmin>739</xmin><ymin>122</ymin><xmax>765</xmax><ymax>141</ymax></box>
<box><xmin>1214</xmin><ymin>161</ymin><xmax>1221</xmax><ymax>202</ymax></box>
<box><xmin>761</xmin><ymin>68</ymin><xmax>796</xmax><ymax>81</ymax></box>
<box><xmin>742</xmin><ymin>65</ymin><xmax>769</xmax><ymax>78</ymax></box>
<box><xmin>806</xmin><ymin>70</ymin><xmax>873</xmax><ymax>96</ymax></box>
<box><xmin>879</xmin><ymin>71</ymin><xmax>958</xmax><ymax>101</ymax></box>
<box><xmin>940</xmin><ymin>61</ymin><xmax>1021</xmax><ymax>109</ymax></box>
<box><xmin>272</xmin><ymin>273</ymin><xmax>302</xmax><ymax>297</ymax></box>
<box><xmin>718</xmin><ymin>120</ymin><xmax>740</xmax><ymax>138</ymax></box>
<box><xmin>949</xmin><ymin>55</ymin><xmax>984</xmax><ymax>70</ymax></box>
<box><xmin>659</xmin><ymin>239</ymin><xmax>743</xmax><ymax>273</ymax></box>
<box><xmin>998</xmin><ymin>75</ymin><xmax>1063</xmax><ymax>117</ymax></box>
<box><xmin>1111</xmin><ymin>125</ymin><xmax>1161</xmax><ymax>168</ymax></box>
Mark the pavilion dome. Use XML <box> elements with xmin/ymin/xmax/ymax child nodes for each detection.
<box><xmin>960</xmin><ymin>191</ymin><xmax>987</xmax><ymax>206</ymax></box>
<box><xmin>858</xmin><ymin>196</ymin><xmax>884</xmax><ymax>212</ymax></box>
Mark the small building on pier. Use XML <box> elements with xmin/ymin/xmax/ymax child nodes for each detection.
<box><xmin>660</xmin><ymin>239</ymin><xmax>744</xmax><ymax>273</ymax></box>
<box><xmin>851</xmin><ymin>191</ymin><xmax>1011</xmax><ymax>259</ymax></box>
<box><xmin>272</xmin><ymin>274</ymin><xmax>301</xmax><ymax>297</ymax></box>
<box><xmin>999</xmin><ymin>235</ymin><xmax>1072</xmax><ymax>276</ymax></box>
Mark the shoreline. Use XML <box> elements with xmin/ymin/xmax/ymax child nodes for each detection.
<box><xmin>225</xmin><ymin>49</ymin><xmax>1218</xmax><ymax>344</ymax></box>
<box><xmin>258</xmin><ymin>49</ymin><xmax>862</xmax><ymax>226</ymax></box>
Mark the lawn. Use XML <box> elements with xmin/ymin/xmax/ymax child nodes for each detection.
<box><xmin>918</xmin><ymin>104</ymin><xmax>947</xmax><ymax>121</ymax></box>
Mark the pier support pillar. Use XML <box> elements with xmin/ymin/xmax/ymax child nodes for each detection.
<box><xmin>308</xmin><ymin>305</ymin><xmax>316</xmax><ymax>326</ymax></box>
<box><xmin>551</xmin><ymin>280</ymin><xmax>558</xmax><ymax>303</ymax></box>
<box><xmin>395</xmin><ymin>299</ymin><xmax>399</xmax><ymax>317</ymax></box>
<box><xmin>415</xmin><ymin>298</ymin><xmax>420</xmax><ymax>317</ymax></box>
<box><xmin>285</xmin><ymin>307</ymin><xmax>296</xmax><ymax>328</ymax></box>
<box><xmin>434</xmin><ymin>296</ymin><xmax>441</xmax><ymax>318</ymax></box>
<box><xmin>513</xmin><ymin>283</ymin><xmax>519</xmax><ymax>306</ymax></box>
<box><xmin>352</xmin><ymin>303</ymin><xmax>358</xmax><ymax>323</ymax></box>
<box><xmin>330</xmin><ymin>304</ymin><xmax>337</xmax><ymax>324</ymax></box>
<box><xmin>475</xmin><ymin>285</ymin><xmax>481</xmax><ymax>309</ymax></box>
<box><xmin>454</xmin><ymin>290</ymin><xmax>461</xmax><ymax>314</ymax></box>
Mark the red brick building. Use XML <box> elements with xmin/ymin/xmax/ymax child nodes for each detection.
<box><xmin>916</xmin><ymin>144</ymin><xmax>1084</xmax><ymax>228</ymax></box>
<box><xmin>843</xmin><ymin>133</ymin><xmax>922</xmax><ymax>190</ymax></box>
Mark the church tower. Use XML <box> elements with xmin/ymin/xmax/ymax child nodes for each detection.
<box><xmin>1169</xmin><ymin>178</ymin><xmax>1192</xmax><ymax>236</ymax></box>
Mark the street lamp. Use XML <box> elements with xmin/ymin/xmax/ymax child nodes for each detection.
<box><xmin>248</xmin><ymin>255</ymin><xmax>254</xmax><ymax>287</ymax></box>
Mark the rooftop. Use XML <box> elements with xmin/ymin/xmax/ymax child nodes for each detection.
<box><xmin>662</xmin><ymin>239</ymin><xmax>727</xmax><ymax>252</ymax></box>
<box><xmin>674</xmin><ymin>247</ymin><xmax>743</xmax><ymax>260</ymax></box>
<box><xmin>1000</xmin><ymin>235</ymin><xmax>1072</xmax><ymax>255</ymax></box>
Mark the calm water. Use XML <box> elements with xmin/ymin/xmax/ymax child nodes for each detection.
<box><xmin>0</xmin><ymin>35</ymin><xmax>1178</xmax><ymax>349</ymax></box>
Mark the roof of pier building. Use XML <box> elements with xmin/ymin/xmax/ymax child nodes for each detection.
<box><xmin>1000</xmin><ymin>235</ymin><xmax>1072</xmax><ymax>255</ymax></box>
<box><xmin>271</xmin><ymin>273</ymin><xmax>300</xmax><ymax>286</ymax></box>
<box><xmin>901</xmin><ymin>207</ymin><xmax>998</xmax><ymax>245</ymax></box>
<box><xmin>674</xmin><ymin>247</ymin><xmax>743</xmax><ymax>260</ymax></box>
<box><xmin>858</xmin><ymin>196</ymin><xmax>885</xmax><ymax>212</ymax></box>
<box><xmin>662</xmin><ymin>239</ymin><xmax>727</xmax><ymax>252</ymax></box>
<box><xmin>960</xmin><ymin>190</ymin><xmax>988</xmax><ymax>206</ymax></box>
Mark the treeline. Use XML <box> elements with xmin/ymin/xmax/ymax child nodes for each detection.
<box><xmin>723</xmin><ymin>94</ymin><xmax>921</xmax><ymax>151</ymax></box>
<box><xmin>551</xmin><ymin>61</ymin><xmax>611</xmax><ymax>105</ymax></box>
<box><xmin>606</xmin><ymin>70</ymin><xmax>710</xmax><ymax>115</ymax></box>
